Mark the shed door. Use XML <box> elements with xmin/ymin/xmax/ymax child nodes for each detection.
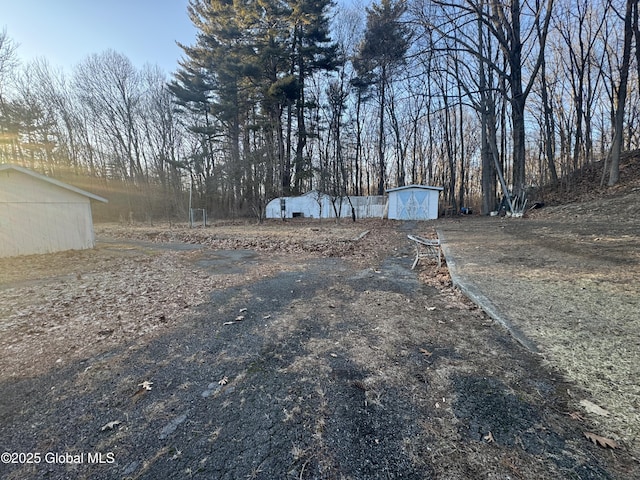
<box><xmin>397</xmin><ymin>190</ymin><xmax>429</xmax><ymax>220</ymax></box>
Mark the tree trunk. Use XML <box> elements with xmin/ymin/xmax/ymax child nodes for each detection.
<box><xmin>539</xmin><ymin>51</ymin><xmax>558</xmax><ymax>184</ymax></box>
<box><xmin>479</xmin><ymin>22</ymin><xmax>496</xmax><ymax>214</ymax></box>
<box><xmin>456</xmin><ymin>60</ymin><xmax>466</xmax><ymax>210</ymax></box>
<box><xmin>510</xmin><ymin>34</ymin><xmax>527</xmax><ymax>195</ymax></box>
<box><xmin>609</xmin><ymin>0</ymin><xmax>636</xmax><ymax>186</ymax></box>
<box><xmin>442</xmin><ymin>90</ymin><xmax>457</xmax><ymax>212</ymax></box>
<box><xmin>377</xmin><ymin>66</ymin><xmax>387</xmax><ymax>195</ymax></box>
<box><xmin>355</xmin><ymin>89</ymin><xmax>363</xmax><ymax>196</ymax></box>
<box><xmin>294</xmin><ymin>28</ymin><xmax>307</xmax><ymax>194</ymax></box>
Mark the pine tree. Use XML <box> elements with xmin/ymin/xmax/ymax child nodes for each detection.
<box><xmin>173</xmin><ymin>0</ymin><xmax>337</xmax><ymax>208</ymax></box>
<box><xmin>354</xmin><ymin>0</ymin><xmax>410</xmax><ymax>195</ymax></box>
<box><xmin>287</xmin><ymin>0</ymin><xmax>337</xmax><ymax>193</ymax></box>
<box><xmin>172</xmin><ymin>0</ymin><xmax>264</xmax><ymax>211</ymax></box>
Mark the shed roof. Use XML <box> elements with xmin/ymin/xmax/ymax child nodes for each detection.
<box><xmin>0</xmin><ymin>164</ymin><xmax>108</xmax><ymax>203</ymax></box>
<box><xmin>386</xmin><ymin>184</ymin><xmax>444</xmax><ymax>193</ymax></box>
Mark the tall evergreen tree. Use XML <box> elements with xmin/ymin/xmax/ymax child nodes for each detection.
<box><xmin>354</xmin><ymin>0</ymin><xmax>410</xmax><ymax>195</ymax></box>
<box><xmin>173</xmin><ymin>0</ymin><xmax>336</xmax><ymax>208</ymax></box>
<box><xmin>288</xmin><ymin>0</ymin><xmax>338</xmax><ymax>193</ymax></box>
<box><xmin>171</xmin><ymin>0</ymin><xmax>258</xmax><ymax>210</ymax></box>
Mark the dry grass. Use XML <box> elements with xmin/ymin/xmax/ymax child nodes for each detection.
<box><xmin>439</xmin><ymin>211</ymin><xmax>640</xmax><ymax>456</ymax></box>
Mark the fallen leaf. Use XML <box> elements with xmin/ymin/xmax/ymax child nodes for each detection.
<box><xmin>138</xmin><ymin>380</ymin><xmax>153</xmax><ymax>391</ymax></box>
<box><xmin>483</xmin><ymin>431</ymin><xmax>495</xmax><ymax>443</ymax></box>
<box><xmin>131</xmin><ymin>388</ymin><xmax>147</xmax><ymax>403</ymax></box>
<box><xmin>568</xmin><ymin>411</ymin><xmax>585</xmax><ymax>422</ymax></box>
<box><xmin>580</xmin><ymin>399</ymin><xmax>610</xmax><ymax>417</ymax></box>
<box><xmin>351</xmin><ymin>380</ymin><xmax>368</xmax><ymax>391</ymax></box>
<box><xmin>218</xmin><ymin>376</ymin><xmax>228</xmax><ymax>386</ymax></box>
<box><xmin>100</xmin><ymin>420</ymin><xmax>121</xmax><ymax>431</ymax></box>
<box><xmin>584</xmin><ymin>431</ymin><xmax>618</xmax><ymax>449</ymax></box>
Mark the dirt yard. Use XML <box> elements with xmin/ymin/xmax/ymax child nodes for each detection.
<box><xmin>0</xmin><ymin>215</ymin><xmax>638</xmax><ymax>479</ymax></box>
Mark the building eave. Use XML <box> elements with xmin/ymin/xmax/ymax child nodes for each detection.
<box><xmin>0</xmin><ymin>164</ymin><xmax>108</xmax><ymax>203</ymax></box>
<box><xmin>386</xmin><ymin>184</ymin><xmax>444</xmax><ymax>193</ymax></box>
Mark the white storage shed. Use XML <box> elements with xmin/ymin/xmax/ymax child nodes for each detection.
<box><xmin>386</xmin><ymin>185</ymin><xmax>443</xmax><ymax>220</ymax></box>
<box><xmin>0</xmin><ymin>164</ymin><xmax>108</xmax><ymax>257</ymax></box>
<box><xmin>265</xmin><ymin>190</ymin><xmax>387</xmax><ymax>219</ymax></box>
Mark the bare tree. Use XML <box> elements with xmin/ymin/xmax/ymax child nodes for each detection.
<box><xmin>29</xmin><ymin>59</ymin><xmax>86</xmax><ymax>174</ymax></box>
<box><xmin>554</xmin><ymin>0</ymin><xmax>609</xmax><ymax>174</ymax></box>
<box><xmin>0</xmin><ymin>29</ymin><xmax>18</xmax><ymax>96</ymax></box>
<box><xmin>0</xmin><ymin>29</ymin><xmax>19</xmax><ymax>164</ymax></box>
<box><xmin>414</xmin><ymin>0</ymin><xmax>553</xmax><ymax>196</ymax></box>
<box><xmin>608</xmin><ymin>0</ymin><xmax>636</xmax><ymax>186</ymax></box>
<box><xmin>74</xmin><ymin>50</ymin><xmax>145</xmax><ymax>181</ymax></box>
<box><xmin>140</xmin><ymin>65</ymin><xmax>187</xmax><ymax>216</ymax></box>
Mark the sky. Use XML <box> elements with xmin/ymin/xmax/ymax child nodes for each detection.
<box><xmin>1</xmin><ymin>0</ymin><xmax>198</xmax><ymax>75</ymax></box>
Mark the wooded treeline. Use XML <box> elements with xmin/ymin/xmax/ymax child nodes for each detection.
<box><xmin>1</xmin><ymin>0</ymin><xmax>639</xmax><ymax>220</ymax></box>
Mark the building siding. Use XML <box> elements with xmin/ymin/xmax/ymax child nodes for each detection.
<box><xmin>266</xmin><ymin>191</ymin><xmax>386</xmax><ymax>219</ymax></box>
<box><xmin>0</xmin><ymin>167</ymin><xmax>102</xmax><ymax>257</ymax></box>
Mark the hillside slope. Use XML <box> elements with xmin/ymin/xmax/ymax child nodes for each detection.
<box><xmin>534</xmin><ymin>150</ymin><xmax>640</xmax><ymax>207</ymax></box>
